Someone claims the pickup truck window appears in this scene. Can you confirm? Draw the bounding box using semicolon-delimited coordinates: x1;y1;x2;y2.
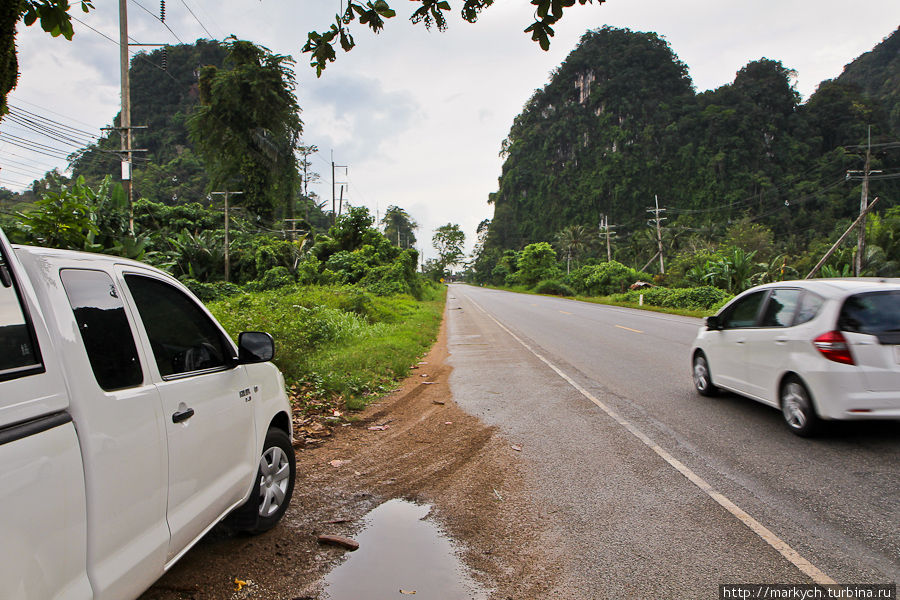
60;269;144;391
124;274;233;377
0;251;43;380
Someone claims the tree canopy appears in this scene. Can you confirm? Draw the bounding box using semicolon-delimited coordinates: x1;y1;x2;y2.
188;38;303;220
302;0;602;75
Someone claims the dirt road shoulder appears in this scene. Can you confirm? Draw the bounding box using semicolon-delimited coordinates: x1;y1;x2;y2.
143;313;558;600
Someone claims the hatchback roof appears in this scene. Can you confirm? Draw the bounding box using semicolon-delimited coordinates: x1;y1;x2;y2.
755;278;900;296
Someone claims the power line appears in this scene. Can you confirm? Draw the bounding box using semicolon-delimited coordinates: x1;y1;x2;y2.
70;15;179;83
179;0;214;38
129;0;185;44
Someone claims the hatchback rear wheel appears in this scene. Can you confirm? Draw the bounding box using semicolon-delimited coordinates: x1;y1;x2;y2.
780;376;820;437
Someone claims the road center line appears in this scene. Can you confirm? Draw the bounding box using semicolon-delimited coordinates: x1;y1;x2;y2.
465;295;835;586
559;310;574;315
615;324;643;333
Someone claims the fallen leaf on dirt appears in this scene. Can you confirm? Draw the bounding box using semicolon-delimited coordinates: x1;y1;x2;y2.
234;578;248;591
332;410;343;417
432;400;446;405
511;444;522;452
317;534;360;551
367;425;389;431
329;459;348;468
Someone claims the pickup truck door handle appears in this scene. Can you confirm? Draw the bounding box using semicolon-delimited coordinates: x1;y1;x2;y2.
172;407;195;423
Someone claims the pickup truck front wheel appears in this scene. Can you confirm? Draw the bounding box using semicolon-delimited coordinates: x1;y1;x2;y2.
230;427;296;533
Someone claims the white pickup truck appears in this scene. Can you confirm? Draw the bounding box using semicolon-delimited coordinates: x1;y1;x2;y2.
0;228;296;599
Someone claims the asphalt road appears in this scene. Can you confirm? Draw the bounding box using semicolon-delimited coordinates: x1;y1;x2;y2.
446;284;899;598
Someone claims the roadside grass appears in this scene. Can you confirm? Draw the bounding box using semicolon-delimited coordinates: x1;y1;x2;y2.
208;283;446;414
474;284;720;317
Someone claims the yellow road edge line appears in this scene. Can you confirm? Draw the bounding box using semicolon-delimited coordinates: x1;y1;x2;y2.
615;324;643;334
465;295;835;586
559;310;574;315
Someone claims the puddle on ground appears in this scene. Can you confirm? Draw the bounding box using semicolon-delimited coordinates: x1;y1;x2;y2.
320;499;488;600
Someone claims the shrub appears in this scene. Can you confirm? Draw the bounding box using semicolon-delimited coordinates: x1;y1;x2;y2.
516;242;561;286
180;278;244;302
565;261;653;296
610;285;731;310
245;266;294;291
533;280;575;297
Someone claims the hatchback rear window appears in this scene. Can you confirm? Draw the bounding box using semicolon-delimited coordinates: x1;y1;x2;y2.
838;291;900;339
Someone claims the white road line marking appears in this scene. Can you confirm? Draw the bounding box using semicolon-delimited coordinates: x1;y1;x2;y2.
615;324;643;334
465;295;835;585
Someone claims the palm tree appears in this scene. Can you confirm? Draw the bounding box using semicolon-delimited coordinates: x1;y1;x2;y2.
553;225;593;274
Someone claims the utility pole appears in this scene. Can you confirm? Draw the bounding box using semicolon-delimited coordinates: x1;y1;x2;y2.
211;191;243;282
331;152;348;226
846;126;882;276
118;0;133;234
806;197;880;279
647;195;666;274
599;214;616;262
116;1;158;235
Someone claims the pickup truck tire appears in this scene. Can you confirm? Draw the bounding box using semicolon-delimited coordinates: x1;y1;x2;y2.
229;427;296;533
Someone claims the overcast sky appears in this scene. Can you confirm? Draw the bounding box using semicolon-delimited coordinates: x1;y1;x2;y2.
4;1;899;260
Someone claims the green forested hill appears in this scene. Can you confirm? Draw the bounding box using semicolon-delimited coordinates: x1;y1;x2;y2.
834;26;900;137
479;26;899;277
70;40;228;205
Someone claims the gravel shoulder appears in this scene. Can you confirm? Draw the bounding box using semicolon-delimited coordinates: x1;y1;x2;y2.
141;315;556;600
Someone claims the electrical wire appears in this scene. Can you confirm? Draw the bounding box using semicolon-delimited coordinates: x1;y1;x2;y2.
179;0;214;38
129;0;185;44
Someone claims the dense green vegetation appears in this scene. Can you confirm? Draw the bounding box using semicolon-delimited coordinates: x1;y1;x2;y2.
210;283;445;411
471;26;900;298
0;37;447;414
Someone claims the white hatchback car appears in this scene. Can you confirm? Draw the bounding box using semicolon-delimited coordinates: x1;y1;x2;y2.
690;279;900;436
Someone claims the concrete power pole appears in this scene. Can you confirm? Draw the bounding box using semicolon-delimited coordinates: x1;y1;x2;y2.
211;191;243;282
331;154;348;227
850;127;878;276
647;195;667;274
118;0;133;234
599;214;616;262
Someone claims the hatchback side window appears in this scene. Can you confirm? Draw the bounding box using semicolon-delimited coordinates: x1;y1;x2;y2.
758;289;802;328
794;292;824;326
0;251;43;380
838;291;900;335
124;274;233;377
61;269;143;391
721;291;766;329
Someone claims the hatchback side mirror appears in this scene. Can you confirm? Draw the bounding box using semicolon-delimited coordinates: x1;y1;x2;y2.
706;315;722;330
238;331;275;363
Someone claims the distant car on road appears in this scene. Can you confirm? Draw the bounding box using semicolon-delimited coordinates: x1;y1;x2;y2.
690;279;900;436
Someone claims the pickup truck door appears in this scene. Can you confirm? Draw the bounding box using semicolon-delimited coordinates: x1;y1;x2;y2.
50;265;170;600
119;270;257;561
0;231;93;600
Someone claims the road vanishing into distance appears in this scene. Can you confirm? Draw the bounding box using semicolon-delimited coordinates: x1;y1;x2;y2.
446;284;899;598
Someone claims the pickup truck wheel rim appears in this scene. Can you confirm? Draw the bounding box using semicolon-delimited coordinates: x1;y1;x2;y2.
258;446;290;517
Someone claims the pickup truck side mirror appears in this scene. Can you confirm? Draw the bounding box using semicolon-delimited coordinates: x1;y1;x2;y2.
706;315;722;330
238;331;275;364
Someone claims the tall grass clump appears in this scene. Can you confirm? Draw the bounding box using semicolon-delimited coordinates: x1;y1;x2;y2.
209;283;445;410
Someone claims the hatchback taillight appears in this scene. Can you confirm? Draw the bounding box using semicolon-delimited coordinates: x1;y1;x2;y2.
813;331;855;365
